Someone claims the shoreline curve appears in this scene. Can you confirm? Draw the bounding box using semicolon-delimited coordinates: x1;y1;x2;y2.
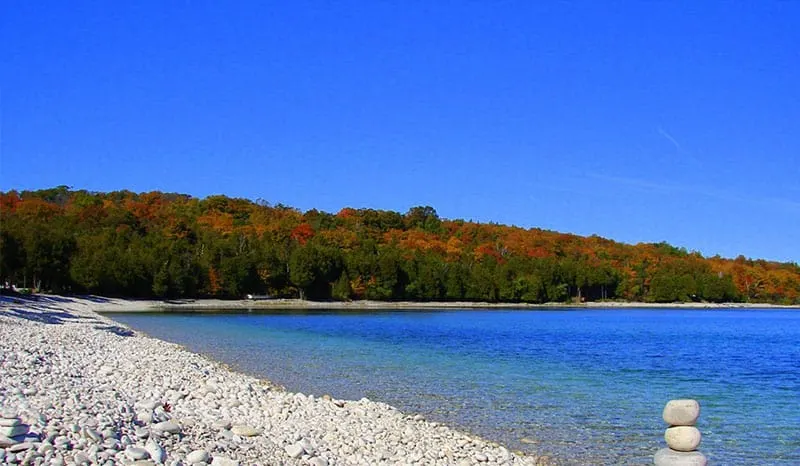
0;294;556;465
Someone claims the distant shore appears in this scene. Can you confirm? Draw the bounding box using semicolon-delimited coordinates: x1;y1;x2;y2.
33;295;799;312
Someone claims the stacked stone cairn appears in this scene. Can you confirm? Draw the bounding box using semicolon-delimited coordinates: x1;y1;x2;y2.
0;408;36;463
654;399;707;466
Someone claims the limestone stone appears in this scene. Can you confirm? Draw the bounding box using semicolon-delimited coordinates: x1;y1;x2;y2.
0;417;22;427
139;400;160;411
299;438;315;454
654;448;708;466
230;425;261;437
73;451;90;464
212;420;231;430
186;449;209;463
37;441;53;454
84;428;102;442
665;426;702;452
663;400;700;426
145;440;166;463
151;421;181;434
285;443;304;459
210;457;240;466
125;446;151;460
8;442;34;453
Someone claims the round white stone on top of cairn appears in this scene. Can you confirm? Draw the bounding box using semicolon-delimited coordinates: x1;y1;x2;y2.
663;399;700;427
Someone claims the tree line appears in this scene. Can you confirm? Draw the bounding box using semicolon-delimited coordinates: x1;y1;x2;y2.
1;187;798;304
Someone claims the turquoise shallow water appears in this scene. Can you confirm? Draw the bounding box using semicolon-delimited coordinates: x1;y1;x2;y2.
107;309;800;465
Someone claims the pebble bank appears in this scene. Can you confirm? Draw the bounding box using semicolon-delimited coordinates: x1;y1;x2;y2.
0;296;554;466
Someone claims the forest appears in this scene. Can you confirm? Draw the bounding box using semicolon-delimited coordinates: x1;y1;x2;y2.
1;187;798;304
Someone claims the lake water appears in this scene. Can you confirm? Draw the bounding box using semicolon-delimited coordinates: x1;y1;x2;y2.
107;309;800;465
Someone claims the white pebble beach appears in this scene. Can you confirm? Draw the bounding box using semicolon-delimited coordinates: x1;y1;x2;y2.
0;295;554;466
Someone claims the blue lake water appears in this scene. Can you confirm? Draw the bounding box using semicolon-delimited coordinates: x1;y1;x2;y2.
107;309;800;465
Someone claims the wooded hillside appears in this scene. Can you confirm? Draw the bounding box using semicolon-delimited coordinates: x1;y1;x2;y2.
1;187;798;304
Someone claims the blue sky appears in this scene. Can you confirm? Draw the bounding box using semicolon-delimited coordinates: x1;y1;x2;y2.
2;1;798;262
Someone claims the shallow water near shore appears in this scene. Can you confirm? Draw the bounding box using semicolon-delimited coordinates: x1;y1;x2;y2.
107;308;800;465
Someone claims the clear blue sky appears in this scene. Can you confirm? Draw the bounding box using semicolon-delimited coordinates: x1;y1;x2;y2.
2;1;798;262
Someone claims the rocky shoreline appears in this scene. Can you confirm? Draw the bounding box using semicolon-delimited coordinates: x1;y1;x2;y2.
0;296;553;466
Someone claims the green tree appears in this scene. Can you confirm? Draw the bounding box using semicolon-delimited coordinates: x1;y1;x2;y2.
332;273;352;301
404;206;442;233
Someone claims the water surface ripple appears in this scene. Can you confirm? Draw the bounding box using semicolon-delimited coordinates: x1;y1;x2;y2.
107;309;800;465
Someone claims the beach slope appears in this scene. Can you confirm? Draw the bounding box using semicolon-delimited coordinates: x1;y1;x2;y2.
0;295;550;465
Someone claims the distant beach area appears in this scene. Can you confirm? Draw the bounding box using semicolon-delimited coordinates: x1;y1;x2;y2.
66;296;800;312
